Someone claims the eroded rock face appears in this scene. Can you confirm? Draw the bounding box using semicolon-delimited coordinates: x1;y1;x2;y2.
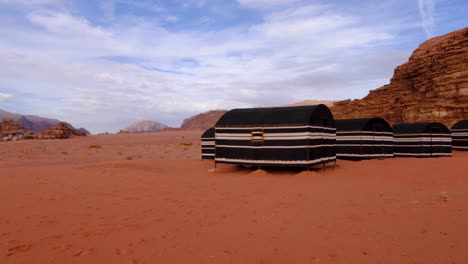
180;110;228;130
41;122;87;139
0;119;26;137
331;27;468;126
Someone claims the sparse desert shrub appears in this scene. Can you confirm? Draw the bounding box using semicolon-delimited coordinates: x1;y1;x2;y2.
125;156;133;160
178;142;192;147
61;151;69;155
88;144;102;149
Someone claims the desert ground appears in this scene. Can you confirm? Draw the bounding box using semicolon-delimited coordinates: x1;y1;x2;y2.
0;130;467;264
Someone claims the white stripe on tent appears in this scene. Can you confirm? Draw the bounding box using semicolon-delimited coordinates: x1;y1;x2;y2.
216;136;336;141
337;153;394;157
337;136;393;141
394;152;452;156
336;144;394;147
337;131;393;135
216;125;336;131
453;146;468;149
394;137;452;142
202;153;215;157
394;144;452;147
451;133;468;136
201;137;215;140
215;156;336;165
201;147;215;150
201;141;215;145
217;132;335;137
394;133;451;137
216;144;336;149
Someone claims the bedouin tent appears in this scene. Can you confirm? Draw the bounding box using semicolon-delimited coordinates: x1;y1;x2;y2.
335;118;393;160
393;122;452;157
451;119;468;151
201;127;215;159
214;104;336;168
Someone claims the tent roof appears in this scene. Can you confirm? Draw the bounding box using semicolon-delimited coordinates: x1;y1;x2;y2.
201;127;215;138
393;122;450;134
336;118;392;132
452;119;468;129
215;105;334;127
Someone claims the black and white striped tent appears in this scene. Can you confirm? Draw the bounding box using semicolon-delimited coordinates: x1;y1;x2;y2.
451;119;468;151
393;122;452;157
214;105;336;168
201;127;215;159
336;118;393;160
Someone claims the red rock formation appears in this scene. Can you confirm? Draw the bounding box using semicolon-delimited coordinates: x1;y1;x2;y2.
331;27;468;126
180;110;227;130
0;119;26;137
41;122;87;139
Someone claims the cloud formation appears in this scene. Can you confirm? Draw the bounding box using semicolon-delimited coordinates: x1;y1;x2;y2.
0;93;13;103
0;0;464;133
418;0;436;37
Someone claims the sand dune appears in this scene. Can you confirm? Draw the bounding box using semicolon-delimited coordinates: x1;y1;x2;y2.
1;130;467;263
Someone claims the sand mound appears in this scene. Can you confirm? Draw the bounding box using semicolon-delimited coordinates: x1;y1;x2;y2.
247;168;270;176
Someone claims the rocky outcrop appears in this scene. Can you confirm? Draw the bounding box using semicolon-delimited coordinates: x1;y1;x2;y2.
0;119;26;137
41;122;87;139
331;27;468;126
124;120;168;133
0;109;61;134
180;110;228;130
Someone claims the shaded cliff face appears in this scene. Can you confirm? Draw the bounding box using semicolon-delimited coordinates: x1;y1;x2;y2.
41;122;87;139
180;110;228;130
332;27;468;126
0;119;26;137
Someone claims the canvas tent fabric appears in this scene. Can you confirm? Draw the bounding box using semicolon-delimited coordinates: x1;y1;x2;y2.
393;122;452;157
335;118;393;159
451;119;468;151
214;105;336;168
201;127;215;159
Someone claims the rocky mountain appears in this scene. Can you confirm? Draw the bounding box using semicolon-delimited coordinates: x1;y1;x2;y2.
0;119;26;137
41;122;88;139
124;120;168;133
0;109;90;134
180;110;228;130
331;27;468;126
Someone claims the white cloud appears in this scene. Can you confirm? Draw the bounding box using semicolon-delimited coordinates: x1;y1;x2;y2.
0;2;415;133
0;92;13;103
418;0;436;37
237;0;300;9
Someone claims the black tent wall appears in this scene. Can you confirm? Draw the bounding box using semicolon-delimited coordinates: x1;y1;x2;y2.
393;122;452;157
451;119;468;151
335;118;393;160
201;127;215;159
214;105;336;168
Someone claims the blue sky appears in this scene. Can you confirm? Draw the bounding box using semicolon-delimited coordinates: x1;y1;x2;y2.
0;0;466;133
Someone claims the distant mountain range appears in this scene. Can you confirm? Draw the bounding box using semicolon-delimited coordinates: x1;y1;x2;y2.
0;109;90;135
124;120;168;133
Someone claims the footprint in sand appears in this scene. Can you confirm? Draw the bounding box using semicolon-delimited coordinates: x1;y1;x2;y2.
7;244;32;256
73;248;95;256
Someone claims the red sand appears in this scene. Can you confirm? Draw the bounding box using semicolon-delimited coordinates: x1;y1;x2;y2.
1;130;467;263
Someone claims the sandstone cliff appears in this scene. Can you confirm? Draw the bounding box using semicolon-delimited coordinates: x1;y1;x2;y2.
331;27;468;126
41;122;87;139
0;119;26;137
180;110;228;130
